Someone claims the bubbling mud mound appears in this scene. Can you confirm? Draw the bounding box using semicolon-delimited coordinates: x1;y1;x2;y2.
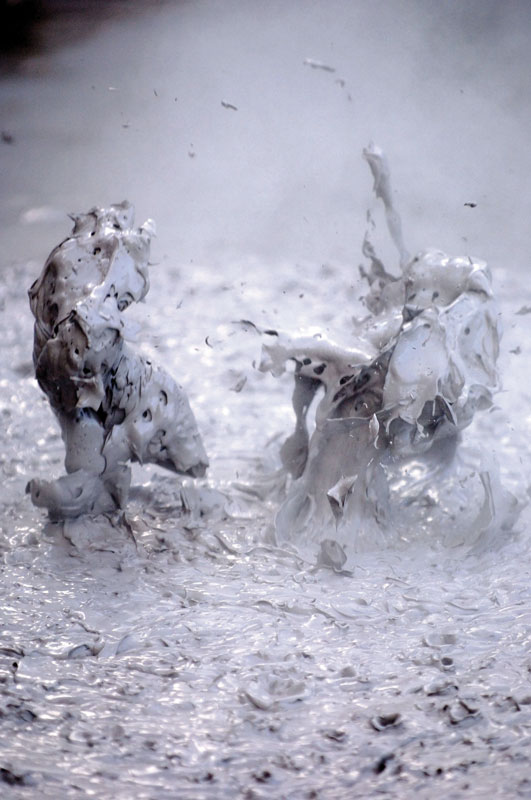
26;202;208;518
260;146;522;561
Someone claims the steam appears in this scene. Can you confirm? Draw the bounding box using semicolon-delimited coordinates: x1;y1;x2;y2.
26;202;208;518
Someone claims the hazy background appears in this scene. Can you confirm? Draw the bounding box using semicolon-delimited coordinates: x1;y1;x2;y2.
1;0;530;282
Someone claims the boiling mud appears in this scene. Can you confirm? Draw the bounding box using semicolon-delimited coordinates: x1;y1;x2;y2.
1;241;531;798
2;2;531;798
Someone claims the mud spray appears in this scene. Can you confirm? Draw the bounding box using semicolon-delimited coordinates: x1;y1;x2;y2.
27;202;207;518
259;145;523;567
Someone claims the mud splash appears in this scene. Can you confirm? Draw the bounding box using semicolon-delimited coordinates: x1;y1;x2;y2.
26;202;208;518
260;146;522;561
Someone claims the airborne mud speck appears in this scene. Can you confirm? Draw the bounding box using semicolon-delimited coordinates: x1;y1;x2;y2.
1;1;531;798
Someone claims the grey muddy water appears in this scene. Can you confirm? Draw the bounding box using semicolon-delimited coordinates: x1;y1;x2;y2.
1;1;531;798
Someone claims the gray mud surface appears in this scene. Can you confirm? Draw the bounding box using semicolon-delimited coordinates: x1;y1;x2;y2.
2;2;531;797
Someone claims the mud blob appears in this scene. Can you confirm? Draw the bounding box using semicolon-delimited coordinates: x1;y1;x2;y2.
27;202;208;518
261;146;520;554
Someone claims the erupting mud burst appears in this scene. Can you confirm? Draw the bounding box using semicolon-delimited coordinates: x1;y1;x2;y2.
260;145;523;560
26;202;208;519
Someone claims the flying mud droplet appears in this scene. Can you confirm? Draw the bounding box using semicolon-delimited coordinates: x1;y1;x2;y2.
303;58;336;73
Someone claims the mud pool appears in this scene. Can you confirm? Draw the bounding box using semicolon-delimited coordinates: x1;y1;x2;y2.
1;2;531;798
